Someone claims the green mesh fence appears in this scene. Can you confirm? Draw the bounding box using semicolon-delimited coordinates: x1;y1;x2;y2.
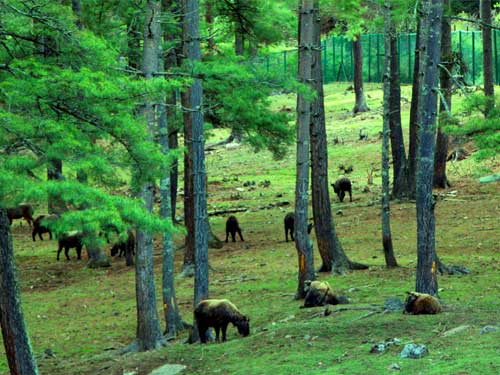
252;30;500;85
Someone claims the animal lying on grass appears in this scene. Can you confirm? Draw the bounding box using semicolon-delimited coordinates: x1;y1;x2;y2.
194;299;250;343
301;280;349;308
404;292;442;315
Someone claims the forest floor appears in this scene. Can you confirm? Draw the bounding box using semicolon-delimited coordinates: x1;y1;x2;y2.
2;83;499;375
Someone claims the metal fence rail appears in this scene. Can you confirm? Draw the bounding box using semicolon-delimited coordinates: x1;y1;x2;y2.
252;30;500;85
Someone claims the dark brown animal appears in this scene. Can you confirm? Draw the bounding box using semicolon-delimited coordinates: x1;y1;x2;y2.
331;177;352;202
404;292;442;315
57;232;84;261
225;216;244;243
7;203;34;226
32;214;57;241
302;280;346;308
194;299;250;343
110;229;135;258
284;213;313;242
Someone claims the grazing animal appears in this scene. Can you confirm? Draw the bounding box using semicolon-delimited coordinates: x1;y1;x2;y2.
57;232;84;261
7;203;34;226
331;177;352;202
32;214;57;241
302;280;344;308
225;215;244;243
404;292;442;315
194;299;250;343
110;229;135;258
284;213;313;242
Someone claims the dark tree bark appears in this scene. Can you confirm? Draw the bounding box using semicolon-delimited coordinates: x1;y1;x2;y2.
71;0;83;29
295;0;316;298
235;26;245;56
434;0;452;189
408;18;421;198
389;30;410;199
352;35;369;113
85;234;111;268
381;0;398;268
205;0;216;51
0;209;40;375
480;0;495;116
47;159;65;215
310;1;366;274
133;0;165;351
183;0;209;342
415;0;443;296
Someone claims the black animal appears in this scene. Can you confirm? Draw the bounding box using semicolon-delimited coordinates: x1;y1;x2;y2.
225;215;244;242
331;177;352;202
110;230;135;258
57;232;84;261
194;299;250;343
32;214;57;241
7;203;34;226
284;213;313;242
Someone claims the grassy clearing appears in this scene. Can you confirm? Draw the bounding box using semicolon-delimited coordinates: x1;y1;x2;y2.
2;83;499;375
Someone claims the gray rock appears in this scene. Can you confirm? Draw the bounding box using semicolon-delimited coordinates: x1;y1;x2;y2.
384;297;405;312
388;363;401;371
370;338;401;353
400;344;428;359
149;364;186;375
480;325;498;334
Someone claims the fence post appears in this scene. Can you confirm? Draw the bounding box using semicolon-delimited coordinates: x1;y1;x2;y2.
339;37;344;81
472;31;476;85
408;33;412;84
266;56;270;74
323;40;328;83
332;37;336;82
283;50;287;76
494;30;499;84
376;33;381;81
368;34;372;82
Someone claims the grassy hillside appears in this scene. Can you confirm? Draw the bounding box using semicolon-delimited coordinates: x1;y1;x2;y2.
2;83;499;375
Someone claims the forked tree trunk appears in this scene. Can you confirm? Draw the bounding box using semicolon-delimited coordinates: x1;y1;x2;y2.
184;0;209;342
415;0;443;296
381;0;398;268
352;35;369;113
295;0;316;298
0;209;40;375
434;0;452;189
133;0;165;351
480;0;495;116
408;18;421;198
389;30;410;199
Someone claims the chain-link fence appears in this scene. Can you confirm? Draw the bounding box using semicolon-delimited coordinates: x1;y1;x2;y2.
252;30;500;85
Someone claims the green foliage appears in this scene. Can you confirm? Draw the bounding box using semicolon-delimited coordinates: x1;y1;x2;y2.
446;93;500;159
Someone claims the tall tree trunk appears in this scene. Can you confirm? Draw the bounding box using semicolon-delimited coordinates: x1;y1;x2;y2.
408;18;421;198
381;0;398;268
134;0;165;351
295;0;316;299
480;0;495;116
415;0;443;296
235;27;245;56
71;0;82;29
205;0;216;51
47;159;65;215
352;35;369;113
183;0;209;342
0;209;40;375
389;30;410;199
85;234;111;268
434;0;452;189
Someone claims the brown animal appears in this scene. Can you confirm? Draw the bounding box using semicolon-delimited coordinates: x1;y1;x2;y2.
302;280;345;308
404;292;442;315
57;232;84;261
7;203;34;226
32;214;57;241
194;299;250;343
331;177;352;202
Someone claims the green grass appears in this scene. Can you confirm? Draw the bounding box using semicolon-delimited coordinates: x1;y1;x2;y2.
2;83;499;375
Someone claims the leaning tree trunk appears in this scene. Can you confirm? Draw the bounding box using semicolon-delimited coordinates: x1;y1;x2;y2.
295;0;316;299
352;35;369;113
184;0;209;342
389;30;410;199
310;0;366;274
381;0;399;268
434;0;452;189
480;0;495;116
408;18;421;198
415;0;443;296
133;0;165;351
0;209;40;375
